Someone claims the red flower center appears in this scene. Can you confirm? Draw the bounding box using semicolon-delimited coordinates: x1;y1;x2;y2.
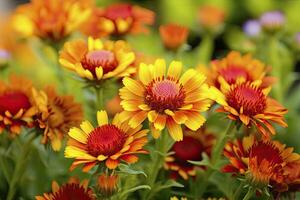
81;50;118;77
0;92;31;115
86;124;126;157
144;77;185;113
219;67;252;85
52;183;93;200
250;141;282;165
226;83;266;116
105;4;133;20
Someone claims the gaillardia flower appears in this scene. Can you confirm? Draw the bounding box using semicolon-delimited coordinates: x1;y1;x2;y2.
223;135;300;188
214;79;287;138
206;51;274;89
65;110;148;171
36;178;95;200
59;37;135;82
97;173;119;197
0;75;37;135
159;23;189;50
119;59;214;141
12;0;91;41
164;128;215;180
32;86;83;151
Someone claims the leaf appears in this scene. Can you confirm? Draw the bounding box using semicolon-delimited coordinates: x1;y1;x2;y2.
188;152;211;167
120;185;151;198
155;180;184;191
118;164;147;177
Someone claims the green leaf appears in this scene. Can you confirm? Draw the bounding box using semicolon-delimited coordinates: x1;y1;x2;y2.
118;164;147;177
188;152;211;167
120;185;151;198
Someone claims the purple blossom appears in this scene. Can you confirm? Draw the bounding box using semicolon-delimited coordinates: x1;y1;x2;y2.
260;11;285;30
243;20;261;37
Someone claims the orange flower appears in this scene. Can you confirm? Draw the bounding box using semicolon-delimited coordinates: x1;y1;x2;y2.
119;59;215;141
97;173;119;197
214;79;287;138
32;86;83;151
81;3;155;37
59;37;135;82
36;178;95;200
0;75;37;135
105;95;123;117
64;110;148;171
223;135;300;188
12;0;92;41
164;128;215;180
197;5;225;29
159;24;189;50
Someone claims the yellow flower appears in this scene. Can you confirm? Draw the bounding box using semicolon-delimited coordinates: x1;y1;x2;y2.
65;110;148;172
119;59;216;141
59;37;135;82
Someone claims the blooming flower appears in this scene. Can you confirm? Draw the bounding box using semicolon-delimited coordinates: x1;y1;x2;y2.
59;37;135;82
0;75;37;135
197;5;225;31
12;0;91;41
214;79;287;138
164;128;215;180
119;59;215;141
65;110;148;171
159;23;189;50
243;20;261;37
32;86;83;151
260;11;285;32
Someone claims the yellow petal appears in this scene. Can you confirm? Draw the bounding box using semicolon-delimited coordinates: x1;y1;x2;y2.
139;63;152;85
166;119;183;141
68;127;88;144
96;67;103;80
154;59;166;78
148;110;158;122
129;111;148;128
123;77;144;97
185;112;206;131
154;114;166;131
97;110;108;126
168;61;182;79
80;120;94;134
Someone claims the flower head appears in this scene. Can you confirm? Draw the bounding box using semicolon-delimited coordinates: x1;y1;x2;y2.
243;20;261;37
32;86;83;151
12;0;91;41
0;75;37;135
81;3;154;37
59;37;135;82
214;79;287;138
164;128;215;180
197;5;225;31
119;59;215;141
260;11;285;32
65;110;148;171
97;173;119;197
159;23;189;50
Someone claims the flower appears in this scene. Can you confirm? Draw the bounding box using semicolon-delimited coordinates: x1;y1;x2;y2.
214;79;287;138
12;0;91;41
97;173;119;197
0;75;37;135
170;197;187;200
119;59;215;141
164;127;215;180
81;3;155;37
159;23;189;50
65;110;148;171
205;51;274;89
59;37;135;82
197;5;225;31
35;178;95;200
32;86;83;151
105;95;123;117
243;20;261;37
260;11;285;32
223;135;300;188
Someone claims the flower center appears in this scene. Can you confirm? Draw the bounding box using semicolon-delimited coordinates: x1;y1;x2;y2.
81;50;118;77
86;124;126;157
0;92;31;115
226;83;266;116
219;67;252;84
52;183;93;200
48;104;65;128
144;77;185;113
105;4;133;20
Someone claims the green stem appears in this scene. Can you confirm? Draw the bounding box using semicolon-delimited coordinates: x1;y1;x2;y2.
198;34;214;65
242;187;254;200
94;87;104;110
233;183;243;200
6;133;36;200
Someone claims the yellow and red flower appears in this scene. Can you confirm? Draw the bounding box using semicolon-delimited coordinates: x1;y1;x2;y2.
36;178;95;200
0;75;37;135
97;173;119;197
164;128;215;180
32;86;83;151
81;3;154;37
159;23;189;50
12;0;92;41
59;37;135;81
64;110;148;172
214;79;287;138
119;59;215;141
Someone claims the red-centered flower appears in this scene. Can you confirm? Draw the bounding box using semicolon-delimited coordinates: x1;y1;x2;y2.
213;79;287;138
164;128;215;180
159;24;189;50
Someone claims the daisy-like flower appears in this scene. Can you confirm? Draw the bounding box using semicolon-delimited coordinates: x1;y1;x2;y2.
243;20;261;37
205;51;274;89
65;110;148;171
164;128;215;180
159;23;189;51
81;3;154;37
0;75;37;135
32;86;83;151
35;178;95;200
12;0;91;41
59;37;135;82
222;135;300;188
214;79;287;138
119;59;215;141
97;173;119;197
